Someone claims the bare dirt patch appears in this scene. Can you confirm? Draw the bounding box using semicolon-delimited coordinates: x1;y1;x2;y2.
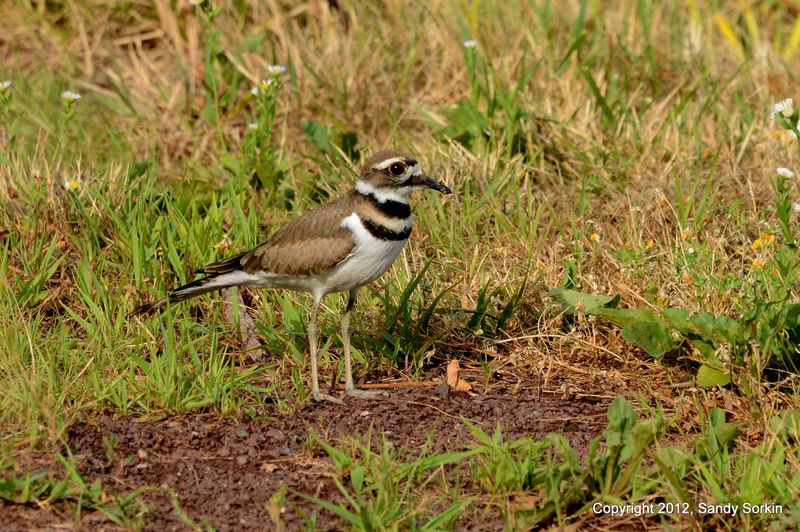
2;389;610;530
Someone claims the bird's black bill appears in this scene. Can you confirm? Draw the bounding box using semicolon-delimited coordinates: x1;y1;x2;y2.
423;176;452;194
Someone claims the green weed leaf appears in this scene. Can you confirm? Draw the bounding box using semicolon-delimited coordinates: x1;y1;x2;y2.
621;320;677;359
697;364;730;387
302;120;331;154
547;288;618;314
605;396;636;451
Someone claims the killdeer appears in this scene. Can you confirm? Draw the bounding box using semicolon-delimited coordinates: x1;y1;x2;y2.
132;150;452;403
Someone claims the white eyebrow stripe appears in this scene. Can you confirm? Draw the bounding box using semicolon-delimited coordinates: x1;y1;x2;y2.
374;157;406;170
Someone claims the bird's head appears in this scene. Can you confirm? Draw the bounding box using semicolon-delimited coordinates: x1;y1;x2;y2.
357;150;452;200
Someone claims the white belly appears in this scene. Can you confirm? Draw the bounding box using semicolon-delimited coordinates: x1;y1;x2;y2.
322;212;408;293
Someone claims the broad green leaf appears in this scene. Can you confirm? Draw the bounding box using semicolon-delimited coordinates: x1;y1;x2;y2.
301;120;331;154
709;408;739;447
621;320;676;359
662;308;693;333
654;445;689;472
595;307;657;328
697;364;730;387
688;337;716;358
689;313;737;344
605;396;636;448
547;288;618;314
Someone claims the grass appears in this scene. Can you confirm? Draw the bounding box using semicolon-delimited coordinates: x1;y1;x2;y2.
0;448;150;527
1;0;800;528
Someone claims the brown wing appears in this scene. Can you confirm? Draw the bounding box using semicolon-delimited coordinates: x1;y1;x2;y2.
201;195;356;278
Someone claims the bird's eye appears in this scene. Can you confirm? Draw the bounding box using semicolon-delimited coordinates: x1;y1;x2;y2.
388;162;406;176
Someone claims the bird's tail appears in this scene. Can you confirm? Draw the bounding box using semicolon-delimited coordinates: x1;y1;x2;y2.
130;269;250;317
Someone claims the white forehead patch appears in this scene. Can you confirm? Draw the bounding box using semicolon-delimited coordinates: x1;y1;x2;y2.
374;157;406;170
409;163;421;176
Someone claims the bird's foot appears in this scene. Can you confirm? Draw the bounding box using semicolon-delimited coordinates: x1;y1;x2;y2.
312;393;347;405
344;387;389;399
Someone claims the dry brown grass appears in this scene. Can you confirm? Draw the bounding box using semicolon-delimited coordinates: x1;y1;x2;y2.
1;0;798;450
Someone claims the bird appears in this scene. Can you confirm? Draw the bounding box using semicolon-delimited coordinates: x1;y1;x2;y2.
131;150;452;403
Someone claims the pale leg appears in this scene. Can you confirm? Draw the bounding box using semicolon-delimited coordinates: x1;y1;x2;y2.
342;288;385;399
309;293;344;404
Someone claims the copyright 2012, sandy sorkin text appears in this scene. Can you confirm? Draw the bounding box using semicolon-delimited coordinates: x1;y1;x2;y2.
592;501;783;518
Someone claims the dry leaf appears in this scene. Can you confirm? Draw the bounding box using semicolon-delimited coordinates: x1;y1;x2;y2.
455;378;472;392
446;360;460;388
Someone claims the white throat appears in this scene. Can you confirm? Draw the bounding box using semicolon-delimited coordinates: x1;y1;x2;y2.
355;180;413;204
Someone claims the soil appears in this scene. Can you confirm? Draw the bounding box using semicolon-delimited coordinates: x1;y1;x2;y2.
1;388;613;531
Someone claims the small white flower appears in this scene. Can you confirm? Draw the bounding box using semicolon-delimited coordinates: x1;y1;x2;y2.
189;0;201;5
251;79;273;96
247;122;258;130
687;247;695;254
267;65;286;76
61;90;81;101
63;179;80;191
1;80;10;89
463;40;478;48
777;167;795;178
772;98;794;118
794;202;800;213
